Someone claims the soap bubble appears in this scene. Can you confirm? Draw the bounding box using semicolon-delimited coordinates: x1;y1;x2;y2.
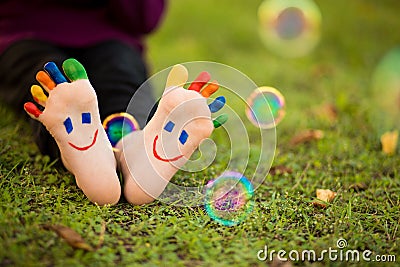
275;7;306;40
246;86;285;129
258;0;321;57
371;46;400;131
204;172;254;226
103;113;139;149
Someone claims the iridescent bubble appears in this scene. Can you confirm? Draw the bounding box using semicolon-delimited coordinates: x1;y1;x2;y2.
276;7;306;40
103;112;140;149
246;86;285;129
258;0;321;57
371;46;400;131
204;171;254;226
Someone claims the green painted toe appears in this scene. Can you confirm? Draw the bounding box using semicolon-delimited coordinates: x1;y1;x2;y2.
62;58;88;81
213;114;228;128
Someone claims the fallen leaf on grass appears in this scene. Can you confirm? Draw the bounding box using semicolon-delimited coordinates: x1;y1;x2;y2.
289;130;324;146
380;130;398;155
43;224;94;251
312;189;337;208
317;189;337;202
269;165;293;176
349;182;368;192
312;103;338;123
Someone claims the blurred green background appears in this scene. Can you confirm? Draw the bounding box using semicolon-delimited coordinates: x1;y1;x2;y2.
147;0;400;135
0;0;399;266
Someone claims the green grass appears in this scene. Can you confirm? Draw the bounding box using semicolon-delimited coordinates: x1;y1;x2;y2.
1;0;400;266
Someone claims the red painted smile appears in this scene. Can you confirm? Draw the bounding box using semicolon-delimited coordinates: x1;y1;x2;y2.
68;129;99;151
153;135;184;162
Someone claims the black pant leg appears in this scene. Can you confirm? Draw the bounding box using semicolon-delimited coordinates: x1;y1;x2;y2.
75;40;155;128
0;40;68;159
0;40;68;110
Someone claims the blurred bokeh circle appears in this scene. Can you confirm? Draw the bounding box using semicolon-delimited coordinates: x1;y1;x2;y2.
258;0;322;57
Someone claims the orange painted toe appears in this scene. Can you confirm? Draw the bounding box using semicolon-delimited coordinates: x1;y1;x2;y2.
36;71;56;91
201;81;219;97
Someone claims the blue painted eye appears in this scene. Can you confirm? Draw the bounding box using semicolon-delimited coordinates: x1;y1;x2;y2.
64;117;73;134
179;130;188;145
82;112;91;124
164;121;175;132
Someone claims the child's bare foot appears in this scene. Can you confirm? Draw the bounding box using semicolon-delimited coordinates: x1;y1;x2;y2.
117;64;227;204
24;59;120;205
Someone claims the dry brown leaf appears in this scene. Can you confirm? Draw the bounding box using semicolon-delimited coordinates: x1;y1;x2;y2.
380;130;398;155
313;103;338;123
312;189;337;208
289;129;324;146
44;224;94;251
316;189;337;202
349;182;368;192
269;165;293;176
312;201;327;208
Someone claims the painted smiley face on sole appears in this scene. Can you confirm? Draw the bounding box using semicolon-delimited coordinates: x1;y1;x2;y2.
116;64;228;205
63;112;99;151
24;59;121;205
